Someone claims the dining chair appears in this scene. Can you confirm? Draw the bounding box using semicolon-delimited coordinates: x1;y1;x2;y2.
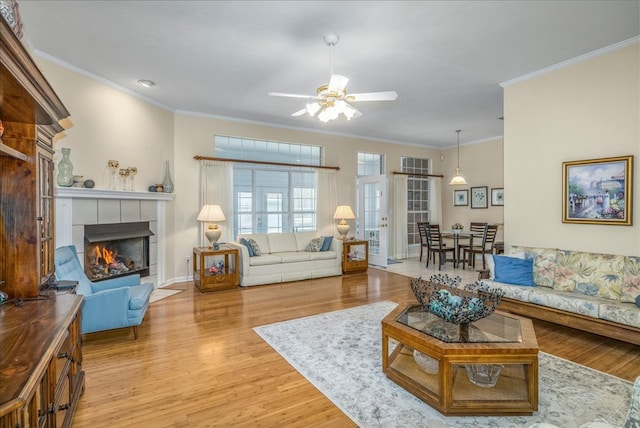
417;222;430;262
462;224;499;270
425;224;456;270
457;222;487;263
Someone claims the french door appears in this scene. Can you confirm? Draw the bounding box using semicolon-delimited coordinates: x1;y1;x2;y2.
356;175;388;267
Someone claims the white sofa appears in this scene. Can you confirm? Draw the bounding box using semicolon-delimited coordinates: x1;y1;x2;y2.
479;246;640;345
228;232;342;287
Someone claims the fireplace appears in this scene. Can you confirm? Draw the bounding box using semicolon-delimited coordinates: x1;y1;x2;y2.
84;222;153;282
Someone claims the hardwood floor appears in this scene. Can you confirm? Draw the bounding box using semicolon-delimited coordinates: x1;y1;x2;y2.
72;268;640;427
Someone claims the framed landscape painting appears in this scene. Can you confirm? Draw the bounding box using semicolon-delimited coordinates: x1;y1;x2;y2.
453;189;468;206
562;155;633;225
470;186;488;209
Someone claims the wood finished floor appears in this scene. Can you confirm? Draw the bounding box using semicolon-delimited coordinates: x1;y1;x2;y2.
73;264;640;427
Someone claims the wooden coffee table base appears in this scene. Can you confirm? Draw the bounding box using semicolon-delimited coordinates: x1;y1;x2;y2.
382;305;539;416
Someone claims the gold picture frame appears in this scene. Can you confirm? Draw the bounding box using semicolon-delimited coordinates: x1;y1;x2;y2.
562;155;633;225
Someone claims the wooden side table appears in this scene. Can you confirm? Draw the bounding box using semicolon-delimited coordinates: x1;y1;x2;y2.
342;239;369;274
193;245;239;292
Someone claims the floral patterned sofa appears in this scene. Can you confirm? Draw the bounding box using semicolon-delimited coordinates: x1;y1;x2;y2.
479;246;640;345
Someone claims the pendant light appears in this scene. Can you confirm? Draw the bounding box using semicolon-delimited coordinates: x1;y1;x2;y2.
449;129;468;186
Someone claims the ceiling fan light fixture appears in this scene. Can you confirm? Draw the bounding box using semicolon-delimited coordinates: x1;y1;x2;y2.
449;130;468;186
306;102;320;116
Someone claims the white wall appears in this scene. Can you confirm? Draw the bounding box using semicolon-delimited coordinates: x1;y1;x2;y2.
503;44;639;256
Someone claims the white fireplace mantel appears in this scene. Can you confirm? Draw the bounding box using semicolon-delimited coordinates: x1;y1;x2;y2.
55;187;174;287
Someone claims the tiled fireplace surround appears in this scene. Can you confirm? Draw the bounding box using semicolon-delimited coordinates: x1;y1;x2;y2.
55;188;174;287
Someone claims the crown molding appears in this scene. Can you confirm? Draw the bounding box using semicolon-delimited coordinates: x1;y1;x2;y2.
500;36;640;88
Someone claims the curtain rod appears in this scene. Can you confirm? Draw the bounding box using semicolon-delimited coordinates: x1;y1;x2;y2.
194;155;340;170
392;171;444;178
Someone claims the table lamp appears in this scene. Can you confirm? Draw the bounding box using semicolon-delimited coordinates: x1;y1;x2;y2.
333;205;355;239
197;204;226;248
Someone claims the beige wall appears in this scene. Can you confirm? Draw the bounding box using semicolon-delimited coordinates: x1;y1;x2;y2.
440;138;504;241
503;44;639;256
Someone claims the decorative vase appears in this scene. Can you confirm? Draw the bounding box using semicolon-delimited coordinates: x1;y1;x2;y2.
57;147;74;187
162;160;174;193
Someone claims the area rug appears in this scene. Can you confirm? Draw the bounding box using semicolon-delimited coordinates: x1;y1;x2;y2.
149;288;183;304
254;301;632;428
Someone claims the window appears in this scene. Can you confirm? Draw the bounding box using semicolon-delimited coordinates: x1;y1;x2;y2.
402;157;431;245
215;135;321;237
358;152;384;176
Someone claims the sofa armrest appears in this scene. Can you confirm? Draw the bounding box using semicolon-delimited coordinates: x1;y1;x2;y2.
477;269;490;280
91;274;142;292
228;241;250;275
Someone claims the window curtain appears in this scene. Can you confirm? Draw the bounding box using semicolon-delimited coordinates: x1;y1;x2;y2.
316;169;338;236
429;177;443;226
199;160;234;245
392;174;409;259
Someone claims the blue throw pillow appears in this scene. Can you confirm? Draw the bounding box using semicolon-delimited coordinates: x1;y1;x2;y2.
321;236;333;251
636;295;640;308
493;255;535;286
240;238;255;257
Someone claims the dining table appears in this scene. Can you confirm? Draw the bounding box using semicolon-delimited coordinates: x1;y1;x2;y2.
441;230;480;268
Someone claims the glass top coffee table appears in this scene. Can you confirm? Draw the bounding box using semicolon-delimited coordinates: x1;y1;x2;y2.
382;304;539;416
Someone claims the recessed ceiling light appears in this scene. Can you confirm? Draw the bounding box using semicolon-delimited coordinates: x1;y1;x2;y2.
137;79;155;88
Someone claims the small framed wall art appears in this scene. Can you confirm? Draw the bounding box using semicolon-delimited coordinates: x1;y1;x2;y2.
491;188;504;206
470;186;488;209
562;155;633;225
453;189;468;206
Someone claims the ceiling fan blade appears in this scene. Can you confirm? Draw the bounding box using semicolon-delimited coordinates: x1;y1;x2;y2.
328;74;349;93
269;92;318;99
347;91;398;102
291;108;308;117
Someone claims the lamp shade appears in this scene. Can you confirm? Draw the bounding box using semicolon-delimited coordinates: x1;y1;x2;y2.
197;205;226;223
333;205;355;220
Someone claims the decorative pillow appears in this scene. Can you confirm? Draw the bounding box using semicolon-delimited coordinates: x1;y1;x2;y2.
485;251;526;280
511;246;557;287
246;238;262;256
622;256;640;303
636;295;640;309
493;256;535;286
320;236;333;252
305;237;325;252
240;238;254;257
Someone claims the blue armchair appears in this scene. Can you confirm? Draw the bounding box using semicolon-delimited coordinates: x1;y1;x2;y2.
54;245;154;338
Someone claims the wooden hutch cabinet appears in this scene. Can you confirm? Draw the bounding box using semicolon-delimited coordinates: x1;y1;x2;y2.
0;13;84;428
0;15;69;299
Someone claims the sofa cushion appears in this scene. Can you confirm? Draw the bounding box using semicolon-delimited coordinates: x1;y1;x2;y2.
238;234;270;254
248;254;282;266
295;231;319;251
511;246;557;288
240;238;255;257
599;302;640;329
268;233;297;253
321;236;333;251
485;252;526;280
494;256;535;286
247;238;262;256
621;256;640;303
528;287;601;318
309;250;337;261
480;279;534;302
279;252;312;263
305;237;325;252
553;250;625;300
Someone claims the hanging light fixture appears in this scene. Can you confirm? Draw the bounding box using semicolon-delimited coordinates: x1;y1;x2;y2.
449;129;468;186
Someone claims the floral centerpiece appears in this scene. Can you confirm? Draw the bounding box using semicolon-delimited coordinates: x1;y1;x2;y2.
452;223;464;230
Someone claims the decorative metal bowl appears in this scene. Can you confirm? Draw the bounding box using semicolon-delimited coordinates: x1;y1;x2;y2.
410;274;505;325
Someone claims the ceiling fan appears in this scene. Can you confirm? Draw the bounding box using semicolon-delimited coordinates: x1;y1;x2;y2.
268;34;398;123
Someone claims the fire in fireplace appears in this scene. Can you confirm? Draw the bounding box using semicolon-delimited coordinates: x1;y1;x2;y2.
84;222;153;282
